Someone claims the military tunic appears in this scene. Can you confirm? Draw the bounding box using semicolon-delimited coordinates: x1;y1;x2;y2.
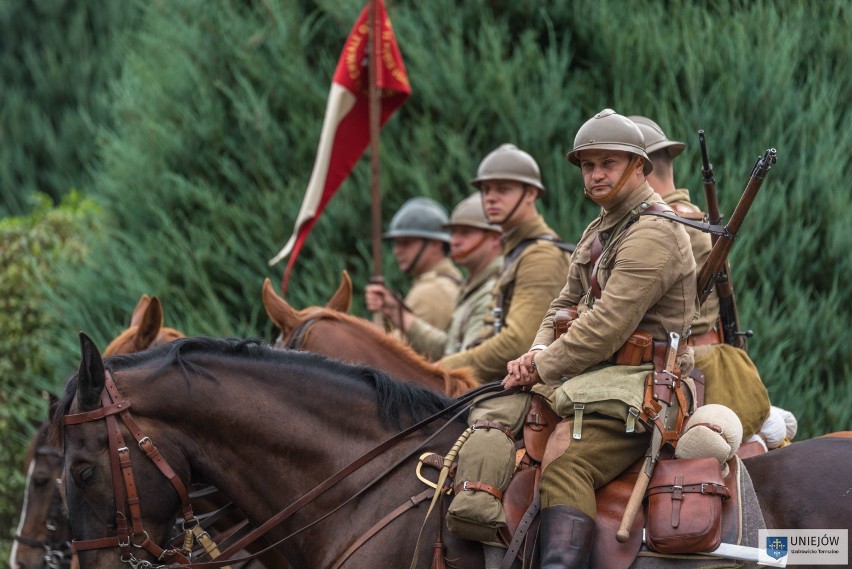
406;256;503;360
404;256;462;332
531;182;696;517
440;216;571;382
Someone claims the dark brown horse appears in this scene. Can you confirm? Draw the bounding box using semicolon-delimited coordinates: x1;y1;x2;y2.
53;336;851;569
103;294;185;356
10;421;76;569
262;275;479;396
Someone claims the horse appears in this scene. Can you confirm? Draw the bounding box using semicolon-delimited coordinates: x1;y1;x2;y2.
262;274;479;397
53;335;852;569
103;294;185;355
10;420;76;569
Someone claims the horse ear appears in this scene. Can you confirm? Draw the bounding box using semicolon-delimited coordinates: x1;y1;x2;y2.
135;296;164;350
327;270;352;313
77;332;106;409
262;277;301;332
130;294;152;327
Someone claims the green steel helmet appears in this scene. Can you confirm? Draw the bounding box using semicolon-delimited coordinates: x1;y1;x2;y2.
628;115;685;158
443;193;502;233
383;197;451;242
566;108;653;175
470;143;545;193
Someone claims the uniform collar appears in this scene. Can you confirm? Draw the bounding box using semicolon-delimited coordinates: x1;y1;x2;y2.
501;215;555;255
664;188;694;206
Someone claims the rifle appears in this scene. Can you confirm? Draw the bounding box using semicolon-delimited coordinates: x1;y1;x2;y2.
696;140;777;349
617;332;682;543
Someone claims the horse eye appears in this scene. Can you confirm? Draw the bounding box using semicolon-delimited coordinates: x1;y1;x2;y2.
73;465;95;487
33;476;50;488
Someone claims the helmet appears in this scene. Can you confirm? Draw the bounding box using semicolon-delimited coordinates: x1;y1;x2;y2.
443;193;502;233
383;197;450;242
566;109;653;175
470;144;545;193
628;115;685;157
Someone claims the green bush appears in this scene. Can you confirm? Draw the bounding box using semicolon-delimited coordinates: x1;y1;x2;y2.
0;192;101;555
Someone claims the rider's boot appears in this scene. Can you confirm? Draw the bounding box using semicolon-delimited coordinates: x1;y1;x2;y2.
538;505;595;569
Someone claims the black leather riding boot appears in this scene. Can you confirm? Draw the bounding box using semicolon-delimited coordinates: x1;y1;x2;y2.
538;505;595;569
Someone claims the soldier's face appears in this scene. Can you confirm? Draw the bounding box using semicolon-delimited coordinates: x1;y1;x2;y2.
391;237;425;272
479;181;534;226
577;149;643;209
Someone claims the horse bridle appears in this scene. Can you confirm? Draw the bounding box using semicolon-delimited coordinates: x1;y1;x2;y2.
279;308;326;350
14;446;74;569
62;370;200;568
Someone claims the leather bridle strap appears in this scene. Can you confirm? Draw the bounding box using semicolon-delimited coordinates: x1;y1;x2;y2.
63;371;192;564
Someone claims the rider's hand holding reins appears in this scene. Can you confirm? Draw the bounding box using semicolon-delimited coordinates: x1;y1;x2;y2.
502;349;542;389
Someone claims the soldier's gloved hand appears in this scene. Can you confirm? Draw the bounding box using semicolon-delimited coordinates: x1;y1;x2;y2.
365;283;399;317
502;349;542;389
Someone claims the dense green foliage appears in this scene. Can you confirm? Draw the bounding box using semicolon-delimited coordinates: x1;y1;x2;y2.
0;193;100;551
1;0;849;554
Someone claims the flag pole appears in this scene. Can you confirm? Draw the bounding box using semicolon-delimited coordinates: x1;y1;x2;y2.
368;0;382;282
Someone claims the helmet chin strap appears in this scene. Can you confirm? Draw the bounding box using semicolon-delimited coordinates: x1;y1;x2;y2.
482;185;531;226
583;155;641;203
451;231;490;262
402;239;429;274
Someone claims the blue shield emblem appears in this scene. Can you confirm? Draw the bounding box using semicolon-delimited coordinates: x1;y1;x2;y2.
766;536;788;560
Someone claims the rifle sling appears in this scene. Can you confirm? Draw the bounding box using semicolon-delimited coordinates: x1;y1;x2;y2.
641;211;732;239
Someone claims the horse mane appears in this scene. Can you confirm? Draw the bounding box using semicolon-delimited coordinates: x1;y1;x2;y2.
307;309;479;392
51;337;453;441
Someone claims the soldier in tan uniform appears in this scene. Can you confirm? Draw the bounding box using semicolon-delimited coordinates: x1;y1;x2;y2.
439;144;572;382
630;115;770;438
448;110;697;569
370;193;503;360
365;197;462;339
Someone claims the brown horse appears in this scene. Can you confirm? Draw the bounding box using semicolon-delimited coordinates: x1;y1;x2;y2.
103;294;184;355
262;274;478;397
53;335;851;569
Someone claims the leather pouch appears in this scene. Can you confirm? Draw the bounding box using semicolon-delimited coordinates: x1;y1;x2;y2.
645;457;730;553
614;330;653;366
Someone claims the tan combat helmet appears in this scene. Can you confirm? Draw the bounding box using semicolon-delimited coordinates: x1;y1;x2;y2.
628;115;685;158
443;193;502;233
383;197;451;242
566;109;653;175
470;143;545;194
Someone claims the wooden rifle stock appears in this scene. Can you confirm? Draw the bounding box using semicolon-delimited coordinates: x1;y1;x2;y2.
697;148;777;303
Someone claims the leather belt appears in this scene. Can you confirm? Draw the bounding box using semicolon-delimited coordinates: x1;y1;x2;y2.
687;327;722;347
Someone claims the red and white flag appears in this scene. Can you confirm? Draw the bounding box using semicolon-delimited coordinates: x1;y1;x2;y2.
269;0;410;293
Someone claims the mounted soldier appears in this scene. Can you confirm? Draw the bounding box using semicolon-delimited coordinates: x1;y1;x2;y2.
629;115;771;440
365;197;462;345
370;192;504;360
440;144;572;383
446;109;697;568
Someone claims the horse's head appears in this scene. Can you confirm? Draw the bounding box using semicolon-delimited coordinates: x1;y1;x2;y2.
10;423;70;569
103;294;185;356
262;271;352;347
57;333;189;569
